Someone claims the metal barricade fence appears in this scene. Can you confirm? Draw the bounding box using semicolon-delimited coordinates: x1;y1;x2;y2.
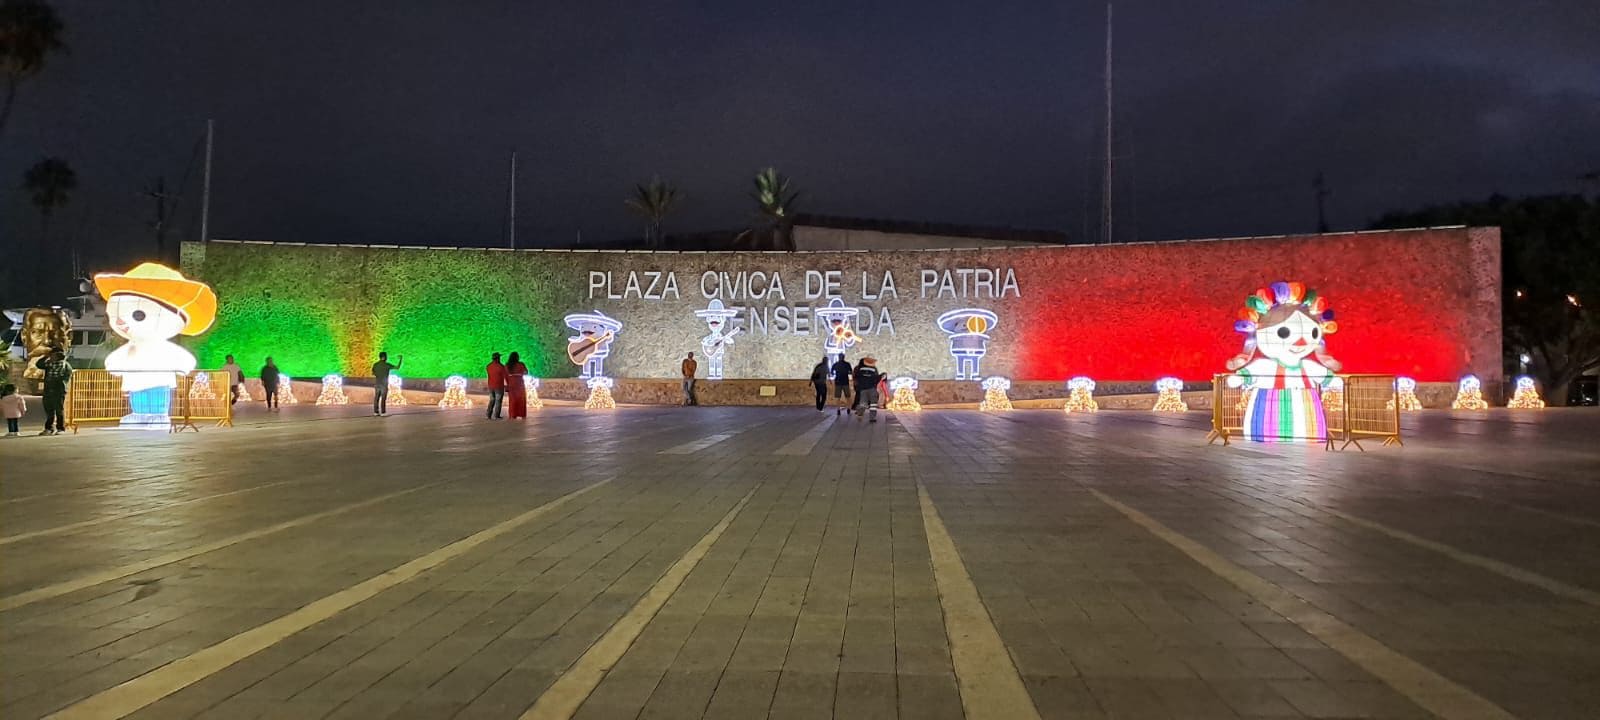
67;369;233;432
1208;373;1400;451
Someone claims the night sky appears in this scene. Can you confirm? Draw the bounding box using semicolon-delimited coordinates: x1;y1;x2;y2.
2;0;1597;301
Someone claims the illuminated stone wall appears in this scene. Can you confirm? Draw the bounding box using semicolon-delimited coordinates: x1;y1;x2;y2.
180;226;1500;383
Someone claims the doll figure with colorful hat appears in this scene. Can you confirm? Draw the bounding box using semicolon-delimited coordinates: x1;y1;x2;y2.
94;263;218;428
1225;281;1341;441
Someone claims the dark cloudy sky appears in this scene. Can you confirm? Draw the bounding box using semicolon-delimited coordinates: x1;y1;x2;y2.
2;0;1597;296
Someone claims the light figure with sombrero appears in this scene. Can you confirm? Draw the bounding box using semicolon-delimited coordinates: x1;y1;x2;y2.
815;298;861;365
937;308;998;381
565;311;622;379
695;299;740;380
94;262;218;428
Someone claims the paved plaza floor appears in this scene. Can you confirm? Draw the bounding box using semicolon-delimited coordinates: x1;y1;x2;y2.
2;403;1599;719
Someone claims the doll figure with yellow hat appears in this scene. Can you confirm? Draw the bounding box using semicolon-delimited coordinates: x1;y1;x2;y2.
94;263;218;427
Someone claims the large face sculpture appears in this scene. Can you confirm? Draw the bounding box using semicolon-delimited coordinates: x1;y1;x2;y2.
107;294;186;343
22;308;70;357
1253;309;1323;367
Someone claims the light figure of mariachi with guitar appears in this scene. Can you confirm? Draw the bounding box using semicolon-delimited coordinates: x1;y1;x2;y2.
565;311;623;378
695;299;741;380
815;297;862;364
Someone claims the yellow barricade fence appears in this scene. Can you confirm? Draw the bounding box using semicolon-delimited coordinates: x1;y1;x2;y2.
67;369;233;432
1207;373;1400;451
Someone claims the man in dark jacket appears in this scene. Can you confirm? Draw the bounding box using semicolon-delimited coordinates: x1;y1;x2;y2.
830;357;853;416
35;347;71;435
260;357;281;411
810;357;830;411
852;358;883;423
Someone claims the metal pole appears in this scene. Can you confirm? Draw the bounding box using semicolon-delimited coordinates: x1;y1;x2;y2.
1101;3;1114;245
507;148;518;249
199;119;214;243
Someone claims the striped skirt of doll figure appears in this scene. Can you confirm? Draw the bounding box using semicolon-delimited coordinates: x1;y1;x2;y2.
1242;387;1327;442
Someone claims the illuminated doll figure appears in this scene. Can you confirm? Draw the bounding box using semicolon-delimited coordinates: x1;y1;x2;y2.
565;311;623;379
815;298;861;364
1226;281;1340;441
937;309;998;381
439;375;473;409
386;374;408;406
276;375;299;405
886;376;922;412
1388;377;1423;411
1063;376;1098;413
187;372;217;400
94;263;218;428
1450;375;1488;410
1321;376;1345;414
315;374;349;405
524;375;544;410
979;376;1013;412
695;299;741;380
1152;377;1189;413
1507;376;1545;409
585;376;616;410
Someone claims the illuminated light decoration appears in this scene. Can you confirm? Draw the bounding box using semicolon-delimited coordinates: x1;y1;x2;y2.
95;262;218;428
815;298;862;364
584;376;616;410
978;376;1013;412
315;374;350;405
386;374;408;406
1450;375;1489;410
524;375;544;410
276;375;299;405
1063;376;1098;413
1225;281;1341;442
886;376;922;412
1151;377;1189;413
1388;376;1423;411
936;308;999;381
565;311;623;379
1507;376;1545;409
695;299;741;380
187;372;217;400
1320;376;1345;414
438;375;474;409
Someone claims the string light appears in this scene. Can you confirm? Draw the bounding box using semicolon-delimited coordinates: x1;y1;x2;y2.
1320;376;1345;414
187;373;217;400
979;376;1013;412
387;374;408;406
1507;376;1545;409
276;375;299;405
1450;375;1489;410
585;376;616;410
1388;377;1423;411
1063;376;1098;413
315;374;349;405
886;376;922;411
1152;376;1188;412
525;376;544;410
439;375;474;409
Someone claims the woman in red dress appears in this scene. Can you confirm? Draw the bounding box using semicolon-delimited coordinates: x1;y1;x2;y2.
505;352;528;419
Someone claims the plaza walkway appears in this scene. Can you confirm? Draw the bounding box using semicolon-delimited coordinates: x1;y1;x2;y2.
2;404;1599;719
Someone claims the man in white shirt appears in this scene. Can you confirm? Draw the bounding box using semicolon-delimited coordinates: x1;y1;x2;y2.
222;354;245;405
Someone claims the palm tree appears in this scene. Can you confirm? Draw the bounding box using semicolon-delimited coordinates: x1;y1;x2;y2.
23;155;74;297
624;176;680;249
742;167;800;250
0;0;66;139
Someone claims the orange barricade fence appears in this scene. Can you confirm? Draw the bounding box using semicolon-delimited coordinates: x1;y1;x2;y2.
67;369;233;432
1207;373;1400;451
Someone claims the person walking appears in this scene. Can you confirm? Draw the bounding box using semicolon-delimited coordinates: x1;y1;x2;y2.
852;357;883;423
485;352;507;419
371;351;403;416
35;346;71;435
681;352;698;406
1;384;24;436
221;354;244;404
830;355;853;416
260;357;281;411
810;356;830;411
505;352;528;419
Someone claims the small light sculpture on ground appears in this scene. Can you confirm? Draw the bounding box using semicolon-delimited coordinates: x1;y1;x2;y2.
315;374;349;405
979;376;1013;412
525;376;544;410
439;375;473;409
1388;377;1423;411
1321;376;1345;414
1451;375;1489;410
585;376;616;410
1152;377;1188;412
886;376;921;412
387;374;407;406
1507;376;1545;409
1063;376;1098;413
276;375;298;405
188;372;217;400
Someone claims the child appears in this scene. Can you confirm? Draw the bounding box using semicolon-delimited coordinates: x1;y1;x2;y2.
1;384;24;436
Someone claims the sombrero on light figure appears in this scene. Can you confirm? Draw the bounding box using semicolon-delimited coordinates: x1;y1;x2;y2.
694;299;739;319
94;262;218;336
563;311;623;332
815;297;859;321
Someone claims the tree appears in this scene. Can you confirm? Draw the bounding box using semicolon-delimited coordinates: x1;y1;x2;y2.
624;176;680;249
738;167;801;250
23;155;74;298
1369;194;1600;405
0;0;66;139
